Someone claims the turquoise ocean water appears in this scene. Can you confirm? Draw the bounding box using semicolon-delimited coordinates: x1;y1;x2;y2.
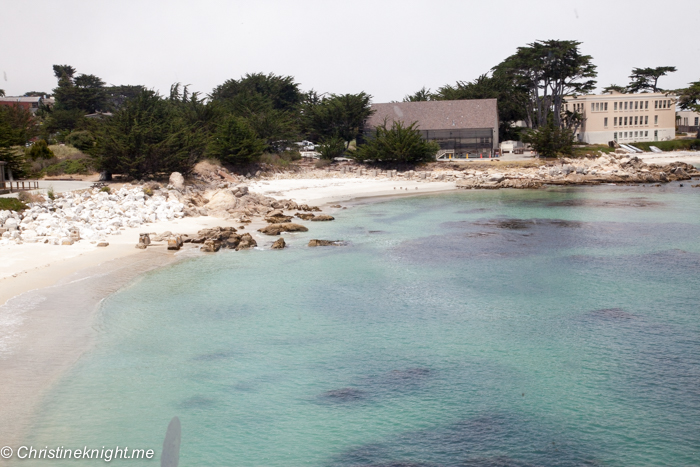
22;185;700;466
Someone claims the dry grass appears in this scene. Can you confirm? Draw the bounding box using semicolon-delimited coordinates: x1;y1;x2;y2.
48;144;84;160
17;191;46;203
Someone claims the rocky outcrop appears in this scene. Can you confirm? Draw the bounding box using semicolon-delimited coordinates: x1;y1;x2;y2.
235;233;257;250
136;232;151;249
455;156;700;190
167;235;183;250
258;223;309;236
311;215;335;221
308;239;343;247
295;212;315;220
271;237;286;249
200;239;221;253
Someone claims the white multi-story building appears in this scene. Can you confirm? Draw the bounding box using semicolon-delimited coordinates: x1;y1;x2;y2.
564;91;676;144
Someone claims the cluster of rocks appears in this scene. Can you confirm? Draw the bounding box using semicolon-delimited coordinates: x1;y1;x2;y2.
0;185;186;246
456;155;699;190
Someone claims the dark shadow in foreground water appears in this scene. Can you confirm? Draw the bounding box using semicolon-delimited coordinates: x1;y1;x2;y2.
328;412;599;467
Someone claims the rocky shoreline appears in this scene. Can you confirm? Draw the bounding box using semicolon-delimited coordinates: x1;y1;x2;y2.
455;155;699;189
1;155;698;249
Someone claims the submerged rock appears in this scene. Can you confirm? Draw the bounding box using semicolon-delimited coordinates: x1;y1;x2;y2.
308;239;343;247
258;223;308;236
271;237;286;249
311;215;335;222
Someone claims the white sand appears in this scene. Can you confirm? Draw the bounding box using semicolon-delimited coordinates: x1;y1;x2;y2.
249;177;457;204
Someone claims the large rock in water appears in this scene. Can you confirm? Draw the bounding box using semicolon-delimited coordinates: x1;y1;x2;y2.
311;215;335;221
200;239;221;252
295;212;315;220
258;223;308;236
271;237;286;249
169;172;185;190
235;233;257;250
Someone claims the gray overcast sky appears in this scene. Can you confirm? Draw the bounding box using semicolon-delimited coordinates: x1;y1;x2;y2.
2;0;699;102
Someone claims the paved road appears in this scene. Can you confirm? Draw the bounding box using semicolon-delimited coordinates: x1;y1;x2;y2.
0;180;93;198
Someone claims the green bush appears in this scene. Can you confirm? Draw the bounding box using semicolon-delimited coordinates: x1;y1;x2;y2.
522;114;575;158
633;139;700;152
0;198;27;211
207;115;266;165
43;159;91;176
26;140;54;161
317;135;346;160
353;120;440;163
66;130;96;152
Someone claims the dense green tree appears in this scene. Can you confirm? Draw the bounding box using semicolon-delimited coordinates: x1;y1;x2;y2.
23;91;48;97
353;120;439;163
105;85;145;110
627;66;676;93
403;87;433;102
207;115;266;165
436;73;529;141
0;104;36;178
493;40;597;129
305;92;373;145
521;113;574;158
210;73;303;113
66;130;96;152
0;89;5;97
677;80;700;137
96;89;207;178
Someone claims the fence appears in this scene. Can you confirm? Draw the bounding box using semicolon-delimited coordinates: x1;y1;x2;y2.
0;180;40;193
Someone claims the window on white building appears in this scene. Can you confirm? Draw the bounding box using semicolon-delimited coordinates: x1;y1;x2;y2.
645;101;648;109
614;117;617;126
645;131;648;137
614;132;618;141
654;115;658;125
625;102;628;110
635;116;638;125
604;118;608;127
695;117;699;126
645;116;648;125
614;102;618;111
635;101;638;110
604;103;608;111
654;100;658;109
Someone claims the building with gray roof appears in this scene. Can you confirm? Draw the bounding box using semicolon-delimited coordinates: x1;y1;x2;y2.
364;99;499;159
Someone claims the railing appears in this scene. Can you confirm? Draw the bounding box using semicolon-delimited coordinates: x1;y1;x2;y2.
0;180;40;192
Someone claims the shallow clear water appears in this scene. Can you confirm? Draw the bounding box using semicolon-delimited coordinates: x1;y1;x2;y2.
24;185;700;466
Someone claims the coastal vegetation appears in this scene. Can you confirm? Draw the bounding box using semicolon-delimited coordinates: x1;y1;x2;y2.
1;42;697;178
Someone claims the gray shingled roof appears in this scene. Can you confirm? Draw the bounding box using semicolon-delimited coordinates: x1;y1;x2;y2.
366;99;498;131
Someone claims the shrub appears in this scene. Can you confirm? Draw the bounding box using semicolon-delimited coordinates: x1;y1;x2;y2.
66;130;96;152
0;198;27;211
26;140;54;161
522;114;575;158
100;186;111;193
353;120;440;163
260;153;290;167
317;135;346;160
46;185;55;200
17;191;45;204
